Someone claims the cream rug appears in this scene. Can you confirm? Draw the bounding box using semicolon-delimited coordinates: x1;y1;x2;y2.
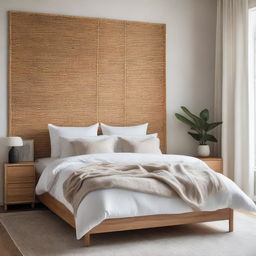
0;210;256;256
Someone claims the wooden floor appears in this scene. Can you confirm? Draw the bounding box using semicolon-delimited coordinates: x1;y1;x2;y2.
0;221;22;256
0;205;44;256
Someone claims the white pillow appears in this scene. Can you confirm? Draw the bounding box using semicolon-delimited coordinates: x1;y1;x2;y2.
72;137;116;155
48;123;99;158
59;133;158;157
119;137;162;154
101;123;148;136
116;133;158;152
60;135;109;158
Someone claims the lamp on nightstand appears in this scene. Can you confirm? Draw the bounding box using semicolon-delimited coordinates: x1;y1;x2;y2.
6;137;23;163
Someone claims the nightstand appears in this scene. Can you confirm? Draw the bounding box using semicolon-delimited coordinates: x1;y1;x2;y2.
3;162;36;211
198;157;223;174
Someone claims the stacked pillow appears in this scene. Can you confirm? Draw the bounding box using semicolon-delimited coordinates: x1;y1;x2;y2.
60;136;115;157
100;123;148;136
72;137;116;155
48;123;162;158
119;137;162;154
48;124;99;158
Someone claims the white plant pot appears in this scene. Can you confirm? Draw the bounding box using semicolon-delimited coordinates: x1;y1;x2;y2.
197;145;210;157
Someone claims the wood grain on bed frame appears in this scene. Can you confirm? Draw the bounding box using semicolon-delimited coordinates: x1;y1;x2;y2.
38;193;234;247
8;11;166;158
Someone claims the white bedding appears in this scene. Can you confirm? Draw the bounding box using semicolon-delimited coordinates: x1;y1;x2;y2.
35;153;256;239
35;158;58;174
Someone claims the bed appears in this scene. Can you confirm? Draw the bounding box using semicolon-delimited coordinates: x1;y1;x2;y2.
8;11;256;247
34;153;256;246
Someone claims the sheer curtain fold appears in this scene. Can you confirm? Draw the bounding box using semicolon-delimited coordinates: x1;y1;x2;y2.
215;0;254;197
250;0;256;9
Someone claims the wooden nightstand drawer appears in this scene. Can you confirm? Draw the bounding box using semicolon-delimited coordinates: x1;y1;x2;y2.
204;161;222;173
199;158;223;173
4;162;36;211
7;183;35;203
7;165;35;183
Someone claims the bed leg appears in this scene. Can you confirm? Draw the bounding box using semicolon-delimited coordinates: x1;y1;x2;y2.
229;209;234;232
84;233;91;247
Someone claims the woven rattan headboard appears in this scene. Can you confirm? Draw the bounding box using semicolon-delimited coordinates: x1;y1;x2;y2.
8;11;166;158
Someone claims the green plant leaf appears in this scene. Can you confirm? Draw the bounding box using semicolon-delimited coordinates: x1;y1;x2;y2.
175;113;197;129
205;122;222;132
181;106;203;129
200;109;209;121
188;132;202;142
205;134;218;142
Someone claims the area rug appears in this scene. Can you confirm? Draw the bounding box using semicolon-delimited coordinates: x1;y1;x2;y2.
0;210;256;256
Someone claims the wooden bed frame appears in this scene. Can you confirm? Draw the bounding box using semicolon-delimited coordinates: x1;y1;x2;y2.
38;192;233;246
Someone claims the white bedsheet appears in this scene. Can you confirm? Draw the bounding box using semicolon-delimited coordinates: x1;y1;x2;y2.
35;153;256;239
35;157;58;174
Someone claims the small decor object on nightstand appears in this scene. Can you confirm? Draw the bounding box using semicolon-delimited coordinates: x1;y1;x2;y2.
16;139;34;161
5;137;23;163
175;106;222;157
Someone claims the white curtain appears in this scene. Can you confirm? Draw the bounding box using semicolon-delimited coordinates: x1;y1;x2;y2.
215;0;254;197
250;0;256;8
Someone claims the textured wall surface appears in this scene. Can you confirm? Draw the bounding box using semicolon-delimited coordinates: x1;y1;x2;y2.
9;12;166;157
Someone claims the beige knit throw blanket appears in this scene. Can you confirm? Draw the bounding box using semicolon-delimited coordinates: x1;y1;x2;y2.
63;162;225;213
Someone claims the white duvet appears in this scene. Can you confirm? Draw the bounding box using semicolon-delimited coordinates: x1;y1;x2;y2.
36;153;256;239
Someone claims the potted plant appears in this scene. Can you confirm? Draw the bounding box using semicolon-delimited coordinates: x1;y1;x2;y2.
175;106;222;157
